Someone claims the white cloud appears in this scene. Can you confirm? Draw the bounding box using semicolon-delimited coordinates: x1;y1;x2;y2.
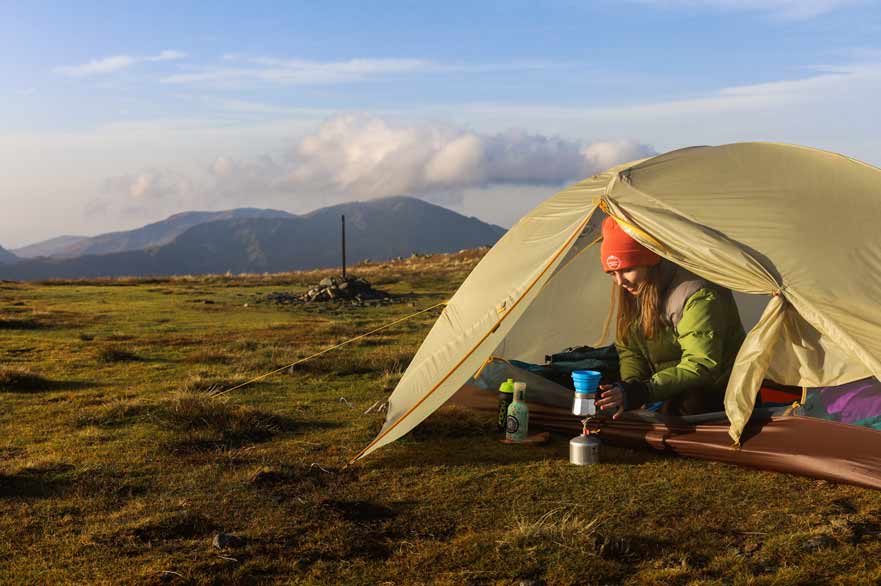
630;0;863;19
160;56;559;88
148;50;188;62
56;55;137;77
55;50;187;77
162;57;431;87
209;114;655;203
582;140;655;171
97;169;196;216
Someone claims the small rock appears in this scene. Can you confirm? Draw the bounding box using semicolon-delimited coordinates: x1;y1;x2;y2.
213;533;243;549
242;303;249;308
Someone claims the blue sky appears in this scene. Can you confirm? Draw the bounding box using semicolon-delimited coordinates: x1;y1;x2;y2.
2;0;880;247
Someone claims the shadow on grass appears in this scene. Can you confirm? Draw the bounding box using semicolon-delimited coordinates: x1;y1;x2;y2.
248;463;337;489
407;405;495;440
0;463;151;501
0;317;46;330
127;510;217;543
0;463;74;499
0;367;98;393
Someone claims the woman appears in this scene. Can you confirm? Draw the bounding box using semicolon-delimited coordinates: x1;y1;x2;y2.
595;217;746;419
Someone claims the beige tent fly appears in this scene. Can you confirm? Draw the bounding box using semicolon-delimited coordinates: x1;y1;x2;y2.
351;142;881;462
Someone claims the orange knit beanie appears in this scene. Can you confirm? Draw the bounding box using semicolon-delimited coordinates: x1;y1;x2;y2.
600;216;661;272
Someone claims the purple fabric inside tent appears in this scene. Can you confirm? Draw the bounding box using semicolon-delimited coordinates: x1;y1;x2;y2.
815;378;881;424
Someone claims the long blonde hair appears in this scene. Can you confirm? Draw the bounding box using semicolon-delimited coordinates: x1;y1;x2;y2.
614;264;665;344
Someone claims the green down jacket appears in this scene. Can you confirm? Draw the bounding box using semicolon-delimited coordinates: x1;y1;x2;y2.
616;261;746;403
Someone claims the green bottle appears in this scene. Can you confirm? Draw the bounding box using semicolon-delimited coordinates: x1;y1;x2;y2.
505;382;529;442
497;378;515;432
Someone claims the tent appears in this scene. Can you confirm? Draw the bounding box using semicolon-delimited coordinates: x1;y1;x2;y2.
351;142;881;478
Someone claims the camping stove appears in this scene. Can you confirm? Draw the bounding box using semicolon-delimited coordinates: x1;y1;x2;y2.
569;418;601;466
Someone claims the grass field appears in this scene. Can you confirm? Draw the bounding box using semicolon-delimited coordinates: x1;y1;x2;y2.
2;250;880;585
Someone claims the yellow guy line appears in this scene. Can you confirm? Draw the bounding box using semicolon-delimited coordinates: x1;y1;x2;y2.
211;301;448;398
348;208;597;465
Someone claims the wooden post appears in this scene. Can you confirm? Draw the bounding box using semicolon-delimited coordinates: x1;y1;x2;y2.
341;214;347;280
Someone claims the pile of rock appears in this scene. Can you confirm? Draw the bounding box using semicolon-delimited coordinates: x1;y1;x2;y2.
259;276;394;306
302;276;391;303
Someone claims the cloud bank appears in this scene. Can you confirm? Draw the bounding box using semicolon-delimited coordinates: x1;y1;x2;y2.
94;114;654;218
222;115;653;198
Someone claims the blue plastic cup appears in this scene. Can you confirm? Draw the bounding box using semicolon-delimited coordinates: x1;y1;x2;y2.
571;370;601;395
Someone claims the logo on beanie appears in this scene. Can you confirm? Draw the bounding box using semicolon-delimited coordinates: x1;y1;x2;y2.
606;255;621;270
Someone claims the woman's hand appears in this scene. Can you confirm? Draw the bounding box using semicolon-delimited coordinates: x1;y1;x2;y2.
595;383;625;420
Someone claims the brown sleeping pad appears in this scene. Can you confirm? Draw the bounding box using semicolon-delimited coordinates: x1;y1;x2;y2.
449;384;881;490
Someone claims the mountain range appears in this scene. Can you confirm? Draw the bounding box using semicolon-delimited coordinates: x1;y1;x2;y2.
0;197;506;281
11;208;293;259
0;245;18;264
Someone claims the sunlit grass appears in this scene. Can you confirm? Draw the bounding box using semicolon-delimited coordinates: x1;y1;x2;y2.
1;249;880;585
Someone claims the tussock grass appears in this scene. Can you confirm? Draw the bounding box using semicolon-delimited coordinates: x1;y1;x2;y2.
498;507;604;552
178;374;250;394
378;361;406;392
184;347;233;364
75;398;150;428
0;367;51;392
154;388;291;446
96;346;141;363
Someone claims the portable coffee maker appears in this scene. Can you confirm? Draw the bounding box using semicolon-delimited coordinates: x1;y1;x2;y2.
569;370;601;465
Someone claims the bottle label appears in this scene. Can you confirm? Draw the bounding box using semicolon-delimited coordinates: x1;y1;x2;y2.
505;415;519;434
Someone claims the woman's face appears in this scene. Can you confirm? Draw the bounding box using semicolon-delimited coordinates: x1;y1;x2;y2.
608;266;649;295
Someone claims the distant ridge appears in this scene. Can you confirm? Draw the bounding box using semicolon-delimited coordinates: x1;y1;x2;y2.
0;197;506;281
13;208;294;259
0;245;18;264
12;235;89;259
